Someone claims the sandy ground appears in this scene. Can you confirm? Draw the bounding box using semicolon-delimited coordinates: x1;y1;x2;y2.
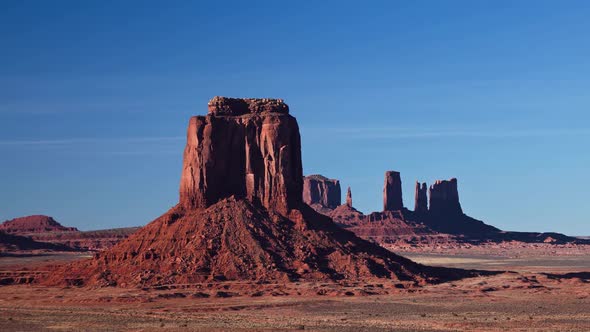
0;251;589;331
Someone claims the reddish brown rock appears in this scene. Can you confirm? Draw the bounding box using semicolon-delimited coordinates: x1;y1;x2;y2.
383;171;403;211
43;97;476;287
180;97;303;216
302;175;341;210
346;187;353;208
414;182;428;213
0;215;78;235
0;215;138;251
207;96;289;116
0;231;73;252
428;178;463;215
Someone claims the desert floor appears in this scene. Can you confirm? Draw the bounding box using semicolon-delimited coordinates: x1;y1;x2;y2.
0;249;589;331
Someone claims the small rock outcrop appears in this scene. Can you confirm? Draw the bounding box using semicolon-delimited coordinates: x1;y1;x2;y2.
414;182;428;213
428;178;463;215
346;187;353;207
0;215;78;235
302;175;341;210
383;171;403;211
180;97;303;216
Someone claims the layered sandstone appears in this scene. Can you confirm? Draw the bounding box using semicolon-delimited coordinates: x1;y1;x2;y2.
414;182;428;213
428;178;463;215
383;171;403;211
44;97;476;287
302;175;341;210
180;97;303;215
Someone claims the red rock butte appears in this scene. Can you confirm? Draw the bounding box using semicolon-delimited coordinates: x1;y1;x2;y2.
43;96;479;287
302;175;341;210
0;215;78;234
383;171;403;211
180;96;302;215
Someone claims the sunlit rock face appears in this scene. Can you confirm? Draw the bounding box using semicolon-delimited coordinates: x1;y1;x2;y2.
180;97;303;215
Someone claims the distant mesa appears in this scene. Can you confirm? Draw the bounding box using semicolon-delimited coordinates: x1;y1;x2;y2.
428;178;463;216
0;215;78;235
45;97;473;287
0;215;139;252
302;174;341;213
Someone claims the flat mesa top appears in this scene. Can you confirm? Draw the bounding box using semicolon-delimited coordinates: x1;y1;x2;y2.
207;96;289;116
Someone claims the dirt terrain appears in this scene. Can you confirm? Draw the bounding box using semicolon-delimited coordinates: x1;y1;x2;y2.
1;249;589;331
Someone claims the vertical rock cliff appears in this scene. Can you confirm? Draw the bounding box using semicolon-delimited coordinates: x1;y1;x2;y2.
414;182;428;213
383;171;403;211
428;178;463;215
302;175;341;209
180;97;303;215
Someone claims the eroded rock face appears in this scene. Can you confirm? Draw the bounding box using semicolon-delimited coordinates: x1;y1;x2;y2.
383;171;403;211
42;96;480;287
180;97;303;215
302;175;341;210
414;182;428;213
207;96;289;116
346;187;353;208
428;178;463;215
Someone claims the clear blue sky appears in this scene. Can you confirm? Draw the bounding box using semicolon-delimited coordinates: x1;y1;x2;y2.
1;1;589;234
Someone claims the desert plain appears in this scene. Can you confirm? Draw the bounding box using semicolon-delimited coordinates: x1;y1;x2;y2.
1;244;589;332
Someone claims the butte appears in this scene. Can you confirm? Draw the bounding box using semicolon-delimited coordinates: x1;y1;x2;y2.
45;97;478;287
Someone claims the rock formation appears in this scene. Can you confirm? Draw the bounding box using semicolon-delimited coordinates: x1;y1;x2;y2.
346;187;353;207
0;215;138;251
302;175;341;210
0;231;73;253
180;96;302;216
383;171;403;211
414;182;428;213
428;178;463;215
45;97;475;287
0;215;78;235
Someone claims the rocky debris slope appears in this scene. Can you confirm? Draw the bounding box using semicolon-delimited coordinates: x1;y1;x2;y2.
44;97;477;287
303;175;341;213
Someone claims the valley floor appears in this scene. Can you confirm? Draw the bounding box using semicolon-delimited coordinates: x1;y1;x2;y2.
0;247;589;331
